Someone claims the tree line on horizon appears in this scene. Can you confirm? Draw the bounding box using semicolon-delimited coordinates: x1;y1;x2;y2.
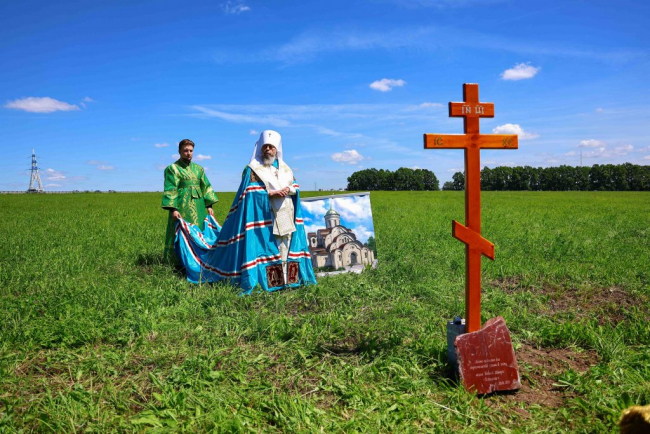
346;168;440;191
346;164;650;191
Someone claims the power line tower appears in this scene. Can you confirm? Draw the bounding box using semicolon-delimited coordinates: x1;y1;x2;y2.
27;149;44;193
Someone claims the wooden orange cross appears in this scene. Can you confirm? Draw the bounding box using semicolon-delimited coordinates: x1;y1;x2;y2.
423;83;518;333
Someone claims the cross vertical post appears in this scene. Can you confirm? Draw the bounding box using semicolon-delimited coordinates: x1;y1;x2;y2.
424;83;518;333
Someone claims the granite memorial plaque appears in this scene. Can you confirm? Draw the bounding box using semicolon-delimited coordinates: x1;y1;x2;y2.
455;316;521;394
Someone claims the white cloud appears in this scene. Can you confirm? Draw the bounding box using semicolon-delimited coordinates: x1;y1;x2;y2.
154;143;170;148
45;168;66;181
79;96;95;108
349;223;373;244
332;195;374;226
612;145;633;155
87;160;115;170
492;123;539;139
581;143;633;159
189;103;464;126
419;102;443;108
194;154;212;161
250;129;259;135
389;0;509;8
301;200;328;218
369;78;406;92
331;149;363;164
5;97;80;113
500;62;540;81
304;224;322;235
317;127;341;136
190;105;291;127
595;107;605;113
565;151;576;156
45;183;61;187
582;148;606;158
645;155;650;160
579;139;605;148
334;198;365;222
222;1;250;14
172;154;180;160
208;25;643;66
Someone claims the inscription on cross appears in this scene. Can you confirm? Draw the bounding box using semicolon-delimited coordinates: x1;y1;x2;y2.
423;83;518;333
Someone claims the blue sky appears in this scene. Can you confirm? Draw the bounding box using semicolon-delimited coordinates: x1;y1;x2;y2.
1;0;649;191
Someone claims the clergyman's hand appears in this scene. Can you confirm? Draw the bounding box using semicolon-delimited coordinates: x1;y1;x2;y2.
172;210;181;221
269;188;289;197
207;208;214;217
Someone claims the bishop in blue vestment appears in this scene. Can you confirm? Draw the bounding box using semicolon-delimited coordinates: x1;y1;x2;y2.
173;130;316;293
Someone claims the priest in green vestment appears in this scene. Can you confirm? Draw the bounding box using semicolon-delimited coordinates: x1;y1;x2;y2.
162;139;219;264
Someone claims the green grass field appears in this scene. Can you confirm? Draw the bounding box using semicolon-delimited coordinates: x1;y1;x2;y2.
1;191;649;432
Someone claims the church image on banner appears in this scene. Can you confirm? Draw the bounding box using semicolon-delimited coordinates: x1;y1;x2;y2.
301;193;377;274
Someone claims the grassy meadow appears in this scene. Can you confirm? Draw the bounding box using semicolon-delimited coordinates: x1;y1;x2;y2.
0;191;649;432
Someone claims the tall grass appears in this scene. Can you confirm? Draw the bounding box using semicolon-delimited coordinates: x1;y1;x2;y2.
0;191;648;432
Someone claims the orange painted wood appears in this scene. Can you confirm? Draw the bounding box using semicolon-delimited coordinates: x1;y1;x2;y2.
423;134;518;149
422;83;518;333
452;220;495;260
463;84;480;135
466;247;482;333
464;146;482;333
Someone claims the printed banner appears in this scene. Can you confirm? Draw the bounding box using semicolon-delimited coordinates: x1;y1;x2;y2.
301;192;377;276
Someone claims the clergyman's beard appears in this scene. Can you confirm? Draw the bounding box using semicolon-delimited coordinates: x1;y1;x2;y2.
263;155;276;166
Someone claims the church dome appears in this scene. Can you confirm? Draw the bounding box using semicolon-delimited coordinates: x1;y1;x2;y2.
325;208;340;217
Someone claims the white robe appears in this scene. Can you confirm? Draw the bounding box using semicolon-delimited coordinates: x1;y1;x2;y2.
248;160;296;236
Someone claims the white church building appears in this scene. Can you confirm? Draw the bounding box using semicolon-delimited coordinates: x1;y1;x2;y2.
307;205;375;270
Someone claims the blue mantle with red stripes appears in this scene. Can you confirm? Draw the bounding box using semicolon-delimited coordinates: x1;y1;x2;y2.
174;167;317;294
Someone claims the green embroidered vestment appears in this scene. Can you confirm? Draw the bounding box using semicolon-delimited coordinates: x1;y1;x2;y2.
162;159;218;264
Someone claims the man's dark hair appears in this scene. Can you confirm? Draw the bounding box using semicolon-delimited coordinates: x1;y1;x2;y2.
178;139;195;151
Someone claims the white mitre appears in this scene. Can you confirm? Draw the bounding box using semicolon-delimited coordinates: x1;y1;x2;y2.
250;130;283;163
248;130;295;192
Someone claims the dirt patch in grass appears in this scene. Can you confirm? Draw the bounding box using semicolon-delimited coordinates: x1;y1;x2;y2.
284;298;323;316
264;357;338;410
487;343;599;414
492;278;649;325
316;332;403;358
317;335;365;355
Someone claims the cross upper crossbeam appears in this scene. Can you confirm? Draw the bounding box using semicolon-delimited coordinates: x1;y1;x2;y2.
449;102;494;118
450;83;493;135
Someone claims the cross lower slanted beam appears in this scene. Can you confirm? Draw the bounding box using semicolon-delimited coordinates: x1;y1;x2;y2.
423;83;518;333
